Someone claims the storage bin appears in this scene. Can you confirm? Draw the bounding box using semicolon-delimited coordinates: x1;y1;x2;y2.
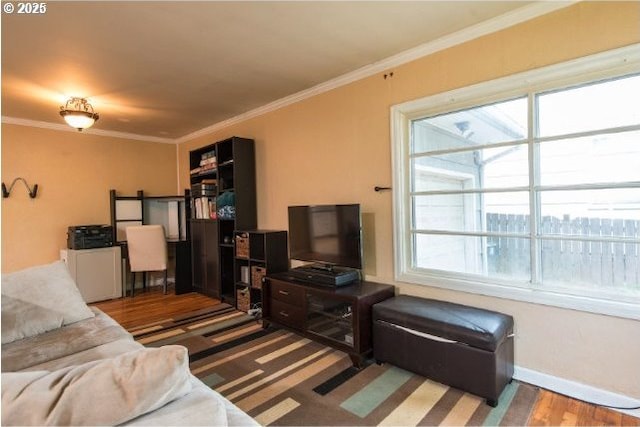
236;286;250;312
251;266;266;289
236;233;249;259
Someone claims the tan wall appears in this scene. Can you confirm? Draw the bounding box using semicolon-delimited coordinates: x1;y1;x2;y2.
178;2;640;398
1;124;177;272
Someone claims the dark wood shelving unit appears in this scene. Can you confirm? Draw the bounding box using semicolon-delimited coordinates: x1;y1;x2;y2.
188;137;256;301
233;230;288;312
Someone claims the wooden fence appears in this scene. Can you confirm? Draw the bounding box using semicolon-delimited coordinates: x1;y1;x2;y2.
486;213;639;288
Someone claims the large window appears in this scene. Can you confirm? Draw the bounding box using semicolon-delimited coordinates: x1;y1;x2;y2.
391;46;640;318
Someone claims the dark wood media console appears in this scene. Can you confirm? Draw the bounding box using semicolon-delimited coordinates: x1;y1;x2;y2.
262;272;395;367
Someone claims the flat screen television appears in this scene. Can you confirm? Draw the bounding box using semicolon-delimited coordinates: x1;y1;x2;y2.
288;204;363;270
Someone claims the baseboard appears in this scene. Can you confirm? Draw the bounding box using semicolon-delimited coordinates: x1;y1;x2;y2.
514;366;640;418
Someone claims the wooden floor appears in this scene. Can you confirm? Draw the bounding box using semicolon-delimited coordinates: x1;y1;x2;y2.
529;390;639;426
93;288;640;427
92;286;217;330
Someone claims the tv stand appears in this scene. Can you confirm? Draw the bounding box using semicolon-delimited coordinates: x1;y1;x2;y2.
262;272;394;368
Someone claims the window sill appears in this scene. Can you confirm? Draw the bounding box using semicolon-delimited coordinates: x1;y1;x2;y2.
396;270;640;320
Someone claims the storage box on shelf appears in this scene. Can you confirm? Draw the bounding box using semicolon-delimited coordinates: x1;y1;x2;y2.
233;230;288;312
188;137;256;301
236;286;251;312
251;266;266;290
235;233;249;259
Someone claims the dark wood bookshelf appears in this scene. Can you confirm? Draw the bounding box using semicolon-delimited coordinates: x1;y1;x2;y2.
188;137;257;301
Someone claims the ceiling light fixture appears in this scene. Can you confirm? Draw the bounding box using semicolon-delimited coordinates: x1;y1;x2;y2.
59;97;99;131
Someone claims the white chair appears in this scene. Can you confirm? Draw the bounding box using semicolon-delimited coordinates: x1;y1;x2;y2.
125;225;168;297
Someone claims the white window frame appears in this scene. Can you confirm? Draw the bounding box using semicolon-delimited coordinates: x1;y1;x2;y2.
391;44;640;320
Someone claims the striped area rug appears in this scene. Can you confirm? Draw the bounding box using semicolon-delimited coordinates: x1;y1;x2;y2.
130;303;540;426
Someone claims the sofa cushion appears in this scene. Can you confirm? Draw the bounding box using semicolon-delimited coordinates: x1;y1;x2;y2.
1;261;95;344
18;338;142;373
2;307;132;373
1;345;193;426
127;377;230;426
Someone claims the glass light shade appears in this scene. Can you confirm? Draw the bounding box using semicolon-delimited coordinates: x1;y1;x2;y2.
59;97;99;131
62;112;97;130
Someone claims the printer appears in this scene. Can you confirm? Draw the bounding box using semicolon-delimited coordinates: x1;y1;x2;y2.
67;225;114;250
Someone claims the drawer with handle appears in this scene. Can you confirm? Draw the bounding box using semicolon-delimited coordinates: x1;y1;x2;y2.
270;299;304;329
270;279;305;305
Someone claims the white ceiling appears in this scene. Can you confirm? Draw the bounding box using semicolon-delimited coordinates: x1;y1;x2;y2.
2;1;548;141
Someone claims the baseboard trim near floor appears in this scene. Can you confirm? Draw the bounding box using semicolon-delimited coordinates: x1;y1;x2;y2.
514;366;640;418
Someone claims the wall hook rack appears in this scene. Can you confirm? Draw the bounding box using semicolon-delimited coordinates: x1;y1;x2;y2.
2;177;38;199
374;186;392;192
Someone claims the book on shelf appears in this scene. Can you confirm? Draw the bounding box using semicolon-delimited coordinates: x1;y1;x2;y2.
191;182;216;197
209;199;217;219
193;196;217;219
200;157;216;166
191;166;216;177
194;197;202;219
200;152;217;167
191;152;217;176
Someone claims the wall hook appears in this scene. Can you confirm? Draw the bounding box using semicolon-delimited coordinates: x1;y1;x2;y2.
2;178;38;198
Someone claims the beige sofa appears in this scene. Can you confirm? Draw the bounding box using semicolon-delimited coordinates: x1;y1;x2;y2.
1;261;257;426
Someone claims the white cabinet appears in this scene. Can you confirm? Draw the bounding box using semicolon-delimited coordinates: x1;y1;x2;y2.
61;246;122;303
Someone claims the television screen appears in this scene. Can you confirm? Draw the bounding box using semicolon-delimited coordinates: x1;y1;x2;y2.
288;204;362;269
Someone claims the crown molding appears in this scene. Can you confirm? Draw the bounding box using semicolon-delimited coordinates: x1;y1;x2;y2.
2;2;576;145
175;1;577;144
1;116;176;144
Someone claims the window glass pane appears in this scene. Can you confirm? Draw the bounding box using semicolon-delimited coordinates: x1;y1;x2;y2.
412;144;528;192
483;145;529;189
539;188;640;238
412;97;527;154
401;69;640;307
414;234;530;281
539;130;640;186
541;239;640;295
538;74;640;137
413;192;529;233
